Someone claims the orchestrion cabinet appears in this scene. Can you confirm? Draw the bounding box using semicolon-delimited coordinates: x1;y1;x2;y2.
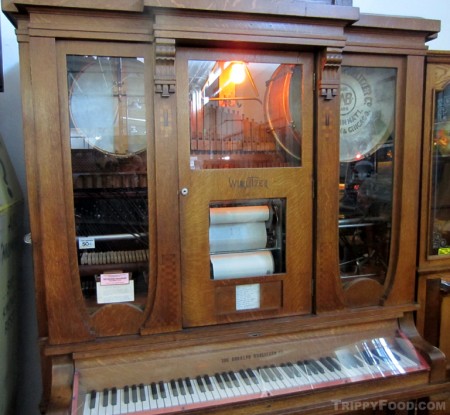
418;51;450;382
2;0;450;413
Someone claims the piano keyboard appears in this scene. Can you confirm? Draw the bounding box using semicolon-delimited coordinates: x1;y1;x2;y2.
76;340;427;415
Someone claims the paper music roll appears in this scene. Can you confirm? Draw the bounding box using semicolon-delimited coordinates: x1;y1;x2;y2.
210;205;270;225
209;222;268;252
211;251;274;280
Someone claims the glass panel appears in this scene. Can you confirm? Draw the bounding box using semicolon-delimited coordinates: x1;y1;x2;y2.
430;83;450;256
67;55;149;310
209;199;286;280
188;61;302;169
339;66;396;284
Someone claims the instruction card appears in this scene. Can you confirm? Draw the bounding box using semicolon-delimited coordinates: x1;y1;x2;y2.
96;272;134;304
236;283;260;311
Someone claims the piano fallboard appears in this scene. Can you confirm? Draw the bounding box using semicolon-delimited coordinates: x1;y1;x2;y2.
72;329;430;415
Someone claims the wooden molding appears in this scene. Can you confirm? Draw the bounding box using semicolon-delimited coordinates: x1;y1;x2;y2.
155;38;176;97
319;47;342;100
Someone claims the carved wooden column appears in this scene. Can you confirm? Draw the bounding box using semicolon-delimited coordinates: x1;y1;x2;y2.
142;37;182;334
315;47;346;311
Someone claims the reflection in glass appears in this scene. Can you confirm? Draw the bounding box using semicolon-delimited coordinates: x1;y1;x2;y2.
430;83;450;256
339;66;396;283
188;60;302;169
67;55;149;309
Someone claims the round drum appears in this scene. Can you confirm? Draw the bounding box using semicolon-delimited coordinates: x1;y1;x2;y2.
264;64;302;161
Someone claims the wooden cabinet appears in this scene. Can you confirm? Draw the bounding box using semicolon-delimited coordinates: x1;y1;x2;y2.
3;1;449;413
418;51;450;379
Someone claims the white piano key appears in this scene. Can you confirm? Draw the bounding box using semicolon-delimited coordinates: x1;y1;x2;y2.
194;376;214;402
211;373;233;399
294;361;322;387
159;381;172;408
131;384;143;412
235;370;259;394
220;372;244;397
178;378;194;405
184;377;201;404
119;386;129;414
89;390;100;415
139;384;150;411
167;379;181;407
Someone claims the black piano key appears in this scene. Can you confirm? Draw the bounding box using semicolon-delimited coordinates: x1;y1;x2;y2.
287;362;301;377
297;361;312;375
89;390;97;410
177;378;186;395
309;359;325;374
280;363;294;379
124;385;130;404
150;382;158;399
239;369;251;385
327;356;341;371
102;388;109;407
185;377;194;395
304;360;318;374
204;375;214;392
359;351;378;366
158;381;167;398
214;373;225;389
228;371;240;387
111;387;118;406
246;368;259;384
257;367;270;382
221;372;232;388
320;357;334;371
131;384;138;403
263;366;276;381
139;384;146;401
170;379;179;396
196;376;206;393
270;365;284;380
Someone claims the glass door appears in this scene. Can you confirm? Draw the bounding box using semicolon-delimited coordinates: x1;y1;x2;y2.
178;49;314;327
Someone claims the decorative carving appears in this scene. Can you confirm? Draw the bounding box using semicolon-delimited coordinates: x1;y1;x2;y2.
319;47;343;100
155;38;176;97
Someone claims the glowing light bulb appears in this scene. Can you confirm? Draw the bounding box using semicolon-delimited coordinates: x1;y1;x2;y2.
230;62;246;84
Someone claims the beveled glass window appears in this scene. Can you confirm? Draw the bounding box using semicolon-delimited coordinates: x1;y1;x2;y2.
339;66;396;284
429;83;450;256
188;61;302;169
67;55;149;309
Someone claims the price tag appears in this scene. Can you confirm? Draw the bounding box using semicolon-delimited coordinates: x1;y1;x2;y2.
78;237;95;250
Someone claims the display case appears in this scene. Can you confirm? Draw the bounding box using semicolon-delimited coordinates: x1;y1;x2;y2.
418;51;450;380
3;1;449;414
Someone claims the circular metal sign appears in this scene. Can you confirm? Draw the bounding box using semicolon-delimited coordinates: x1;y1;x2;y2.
340;67;396;162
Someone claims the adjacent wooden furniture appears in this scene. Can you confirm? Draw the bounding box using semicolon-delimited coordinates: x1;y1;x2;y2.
3;1;449;414
418;51;450;382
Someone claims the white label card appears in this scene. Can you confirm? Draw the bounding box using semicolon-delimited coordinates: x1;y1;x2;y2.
96;280;134;304
78;237;95;250
236;283;260;311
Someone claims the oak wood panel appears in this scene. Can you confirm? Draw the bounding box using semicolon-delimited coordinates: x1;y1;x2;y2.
153;12;348;49
314;51;345;312
146;0;359;20
27;9;152;42
384;55;424;306
16;18;50;338
29;36;93;344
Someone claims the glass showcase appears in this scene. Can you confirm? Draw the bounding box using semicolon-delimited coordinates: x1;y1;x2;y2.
189;60;302;169
339;66;397;284
430;82;450;256
67;55;149;309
